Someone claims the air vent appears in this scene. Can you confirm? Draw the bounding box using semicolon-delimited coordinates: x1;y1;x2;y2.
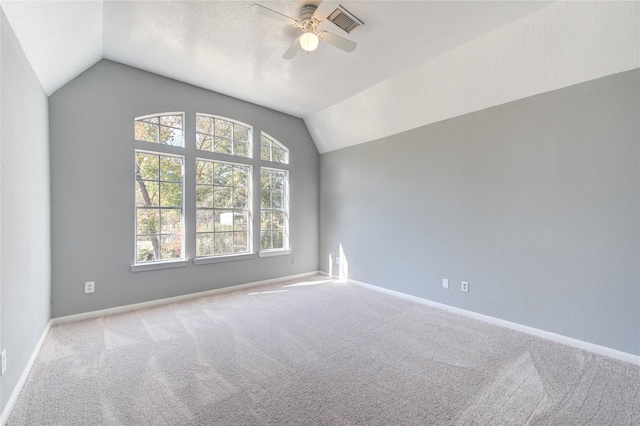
327;6;363;34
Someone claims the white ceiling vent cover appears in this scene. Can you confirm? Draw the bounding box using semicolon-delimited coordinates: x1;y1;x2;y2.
327;6;363;34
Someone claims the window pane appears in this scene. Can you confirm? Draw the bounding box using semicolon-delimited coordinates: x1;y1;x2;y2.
260;231;272;251
160;183;182;207
233;188;247;208
196;161;213;184
234;166;248;187
272;230;284;249
214;187;232;208
196;209;213;232
159;126;183;146
214;163;233;186
234;211;248;231
233;124;249;142
261;146;271;161
137;236;157;262
135;121;158;143
160;209;181;234
261;169;271;189
197;116;213;134
273;171;286;190
271;190;283;209
215;211;234;232
261;211;272;230
234;141;248;157
136;153;159;180
159;156;182;182
160;235;181;259
213;137;232;155
160;115;182;128
196;133;212;151
141;117;159;124
137;209;159;235
196;185;213;208
215;232;233;255
272;147;286;163
234;232;248;253
215;119;233;138
136;181;159;207
261;190;271;209
197;233;214;257
272;211;285;229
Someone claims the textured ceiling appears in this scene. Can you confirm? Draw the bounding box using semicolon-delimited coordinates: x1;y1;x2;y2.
1;1;638;153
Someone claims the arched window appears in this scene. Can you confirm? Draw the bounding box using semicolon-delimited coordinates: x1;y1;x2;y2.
196;114;252;158
261;132;289;164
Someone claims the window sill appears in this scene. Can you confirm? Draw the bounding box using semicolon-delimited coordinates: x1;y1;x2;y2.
259;249;291;258
131;259;189;272
193;253;256;265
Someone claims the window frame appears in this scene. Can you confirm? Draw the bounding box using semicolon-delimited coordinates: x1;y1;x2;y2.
196;113;253;158
260;132;289;164
134;112;185;147
133;149;186;266
259;166;290;256
194;158;253;260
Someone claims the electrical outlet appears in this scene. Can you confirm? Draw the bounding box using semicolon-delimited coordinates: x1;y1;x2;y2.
442;279;449;289
85;281;95;293
461;281;469;292
335;257;340;265
1;349;6;375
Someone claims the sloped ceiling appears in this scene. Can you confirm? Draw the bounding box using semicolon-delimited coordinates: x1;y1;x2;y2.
1;1;638;153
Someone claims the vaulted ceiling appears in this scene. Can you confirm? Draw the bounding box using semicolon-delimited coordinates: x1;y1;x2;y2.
1;1;638;153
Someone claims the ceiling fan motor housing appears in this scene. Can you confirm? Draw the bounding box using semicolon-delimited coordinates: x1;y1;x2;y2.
299;5;317;23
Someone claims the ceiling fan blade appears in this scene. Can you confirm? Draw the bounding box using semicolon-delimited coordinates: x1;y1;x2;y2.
318;31;356;53
251;4;299;27
283;36;302;59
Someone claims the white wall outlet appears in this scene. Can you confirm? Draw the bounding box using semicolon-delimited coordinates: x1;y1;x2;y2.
461;281;469;292
335;256;340;265
85;281;95;293
1;349;6;375
442;279;449;289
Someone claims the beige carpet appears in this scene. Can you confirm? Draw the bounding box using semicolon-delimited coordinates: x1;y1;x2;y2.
8;275;640;425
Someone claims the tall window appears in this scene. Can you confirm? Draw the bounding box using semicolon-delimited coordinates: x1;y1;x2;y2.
196;114;252;157
261;132;289;164
135;152;184;262
260;167;289;251
196;160;251;257
134;113;185;264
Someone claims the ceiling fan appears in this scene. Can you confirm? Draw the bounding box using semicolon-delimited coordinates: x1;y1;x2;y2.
251;2;361;59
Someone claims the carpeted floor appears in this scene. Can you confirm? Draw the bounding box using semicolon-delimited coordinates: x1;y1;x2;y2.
8;275;640;425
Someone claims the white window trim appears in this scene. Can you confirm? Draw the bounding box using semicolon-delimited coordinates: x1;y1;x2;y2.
193;253;256;265
131;259;189;272
258;249;291;258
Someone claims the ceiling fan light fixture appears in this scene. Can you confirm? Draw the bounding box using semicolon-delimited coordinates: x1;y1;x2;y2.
300;32;319;52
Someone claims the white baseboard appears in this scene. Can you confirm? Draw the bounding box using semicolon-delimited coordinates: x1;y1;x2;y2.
1;320;52;426
346;277;640;366
52;271;323;325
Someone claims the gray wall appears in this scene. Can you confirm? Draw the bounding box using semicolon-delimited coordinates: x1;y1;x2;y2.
50;60;319;318
0;9;51;412
319;69;640;355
